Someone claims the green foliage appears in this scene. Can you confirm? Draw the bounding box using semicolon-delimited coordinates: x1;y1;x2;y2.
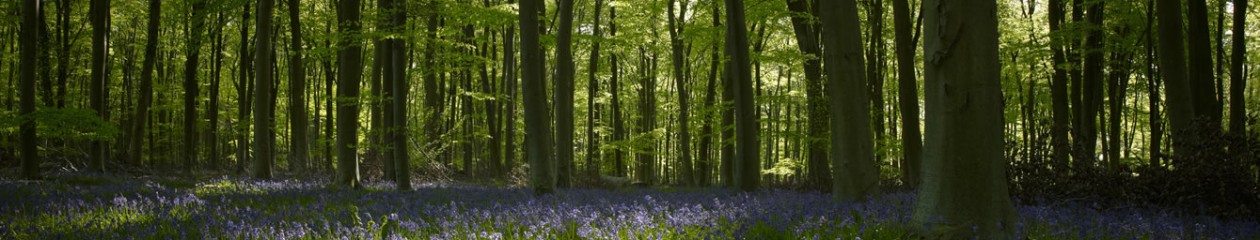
0;108;121;142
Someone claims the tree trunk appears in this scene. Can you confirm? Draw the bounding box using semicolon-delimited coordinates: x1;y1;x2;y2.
818;0;878;200
286;0;310;173
1049;0;1071;172
182;0;205;174
521;0;556;194
610;5;625;178
554;0;576;188
636;48;658;186
253;0;275;179
90;0;110;172
1145;0;1162;167
725;0;759;192
209;12;224;171
20;0;41;180
502;0;518;177
1108;48;1132;172
1077;1;1104;171
131;0;161;168
423;10;444;178
1157;0;1196;166
237;0;254;174
891;0;921;188
335;0;363;188
586;0;604;178
668;0;693;186
389;0;410;190
1230;0;1247;134
1186;0;1221;129
865;0;887;165
911;0;1015;237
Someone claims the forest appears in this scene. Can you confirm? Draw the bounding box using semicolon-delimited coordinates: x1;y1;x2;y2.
1;0;1259;238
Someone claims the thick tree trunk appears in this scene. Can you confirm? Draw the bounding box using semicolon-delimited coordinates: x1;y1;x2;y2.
521;0;556;194
253;0;275;179
1156;0;1196;164
891;0;921;187
725;0;759;192
911;0;1015;237
1187;0;1221;128
20;0;41;180
335;0;363;188
818;0;878;200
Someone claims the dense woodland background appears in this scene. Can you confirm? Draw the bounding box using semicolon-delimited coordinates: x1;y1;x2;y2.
1;0;1259;236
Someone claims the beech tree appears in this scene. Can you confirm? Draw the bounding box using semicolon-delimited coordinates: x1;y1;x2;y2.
911;0;1016;237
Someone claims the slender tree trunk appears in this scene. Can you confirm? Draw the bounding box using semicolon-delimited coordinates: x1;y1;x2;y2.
1230;0;1247;134
389;0;410;190
55;0;67;109
1108;48;1132;172
1049;0;1071;172
20;0;41;180
521;0;556;194
911;0;1015;237
725;0;759;192
183;0;205;174
503;0;518;176
668;0;693;186
610;5;625;178
209;12;224;171
1077;1;1104;171
90;0;110;172
372;37;387;180
865;0;887;164
586;0;604;178
237;0;254;174
335;0;363;188
717;3;735;188
636;48;658;186
818;0;878;200
554;0;576;188
786;0;829;191
891;0;921;187
1145;0;1162;167
286;0;310;173
699;40;718;187
131;0;161;168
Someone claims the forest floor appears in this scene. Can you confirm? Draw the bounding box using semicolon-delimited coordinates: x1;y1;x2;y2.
1;175;1258;239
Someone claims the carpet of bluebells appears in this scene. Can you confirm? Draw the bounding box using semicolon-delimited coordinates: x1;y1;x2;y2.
1;176;1258;239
